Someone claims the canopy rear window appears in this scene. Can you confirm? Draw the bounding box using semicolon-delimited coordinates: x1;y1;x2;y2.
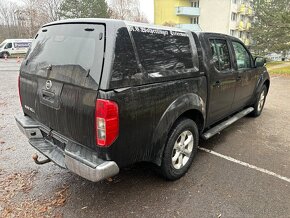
25;23;105;84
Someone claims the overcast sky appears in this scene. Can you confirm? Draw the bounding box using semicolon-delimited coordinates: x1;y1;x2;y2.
139;0;154;23
10;0;154;23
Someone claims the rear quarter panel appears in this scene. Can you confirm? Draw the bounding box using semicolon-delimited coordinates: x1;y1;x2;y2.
96;76;207;167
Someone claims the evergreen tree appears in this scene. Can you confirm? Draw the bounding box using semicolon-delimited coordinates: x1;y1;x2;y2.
59;0;109;19
251;0;290;56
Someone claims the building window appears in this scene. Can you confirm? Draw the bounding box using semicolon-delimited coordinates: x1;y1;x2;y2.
232;0;237;4
191;17;199;24
240;14;245;21
230;30;235;36
231;12;237;21
239;31;243;38
191;0;199;7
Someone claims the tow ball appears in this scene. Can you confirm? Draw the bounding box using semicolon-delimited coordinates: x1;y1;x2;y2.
32;153;51;165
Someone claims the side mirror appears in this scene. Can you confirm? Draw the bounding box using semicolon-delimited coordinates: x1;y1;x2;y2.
255;57;266;68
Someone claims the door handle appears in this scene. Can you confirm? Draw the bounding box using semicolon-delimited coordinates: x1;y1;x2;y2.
213;80;221;87
42;90;55;102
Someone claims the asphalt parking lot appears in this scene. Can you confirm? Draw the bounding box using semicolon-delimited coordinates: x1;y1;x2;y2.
0;59;290;217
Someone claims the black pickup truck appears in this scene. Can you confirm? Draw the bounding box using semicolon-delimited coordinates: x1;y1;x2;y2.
15;19;270;182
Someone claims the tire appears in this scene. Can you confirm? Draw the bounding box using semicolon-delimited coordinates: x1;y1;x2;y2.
2;52;9;59
251;85;268;117
160;118;199;181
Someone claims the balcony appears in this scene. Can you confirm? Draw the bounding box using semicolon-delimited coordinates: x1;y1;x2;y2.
247;7;253;16
244;38;250;46
176;7;200;17
246;22;251;31
237;21;245;31
176;24;201;32
238;4;246;14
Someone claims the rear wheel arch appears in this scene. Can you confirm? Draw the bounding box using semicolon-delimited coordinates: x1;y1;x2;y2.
151;94;205;166
178;109;205;134
254;76;270;102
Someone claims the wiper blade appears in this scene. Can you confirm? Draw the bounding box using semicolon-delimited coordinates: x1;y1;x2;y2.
86;69;91;77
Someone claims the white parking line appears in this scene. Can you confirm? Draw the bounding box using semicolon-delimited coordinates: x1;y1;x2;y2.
198;147;290;184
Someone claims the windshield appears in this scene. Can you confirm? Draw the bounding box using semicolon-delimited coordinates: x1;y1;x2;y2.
0;42;5;49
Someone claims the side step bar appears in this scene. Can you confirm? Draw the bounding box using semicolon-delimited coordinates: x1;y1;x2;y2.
202;107;254;140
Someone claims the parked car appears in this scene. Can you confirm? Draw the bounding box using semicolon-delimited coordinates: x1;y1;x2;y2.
0;39;32;58
15;19;270;182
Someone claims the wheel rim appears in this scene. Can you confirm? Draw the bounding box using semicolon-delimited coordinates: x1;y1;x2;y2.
171;130;194;170
3;53;8;58
257;90;266;112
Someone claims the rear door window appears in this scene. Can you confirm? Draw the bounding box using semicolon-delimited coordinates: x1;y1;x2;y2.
129;26;199;81
209;39;231;72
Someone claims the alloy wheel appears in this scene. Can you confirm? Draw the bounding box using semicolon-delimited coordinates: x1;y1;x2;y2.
171;130;194;169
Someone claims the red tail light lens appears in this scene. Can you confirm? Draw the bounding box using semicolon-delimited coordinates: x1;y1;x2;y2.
18;75;22;106
95;99;119;147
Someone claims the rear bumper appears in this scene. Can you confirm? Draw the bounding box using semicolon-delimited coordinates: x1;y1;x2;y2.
15;114;119;182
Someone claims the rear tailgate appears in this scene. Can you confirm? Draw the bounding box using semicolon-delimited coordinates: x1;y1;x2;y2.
19;23;105;148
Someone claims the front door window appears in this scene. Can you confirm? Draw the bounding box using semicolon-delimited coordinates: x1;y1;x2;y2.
232;41;252;69
5;43;12;49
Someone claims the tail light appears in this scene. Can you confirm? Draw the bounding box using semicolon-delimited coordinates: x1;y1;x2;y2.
95;99;119;147
18;75;22;106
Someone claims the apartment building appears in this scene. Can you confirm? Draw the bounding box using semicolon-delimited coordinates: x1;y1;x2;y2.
154;0;254;45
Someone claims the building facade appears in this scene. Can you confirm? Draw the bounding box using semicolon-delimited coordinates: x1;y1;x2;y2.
154;0;254;45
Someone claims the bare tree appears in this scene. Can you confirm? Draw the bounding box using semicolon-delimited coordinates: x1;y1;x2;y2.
0;0;62;41
0;1;22;40
109;0;148;23
0;1;14;27
133;6;149;23
39;0;62;22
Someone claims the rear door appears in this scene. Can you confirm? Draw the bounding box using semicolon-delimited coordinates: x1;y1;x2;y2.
20;23;105;148
230;40;257;110
206;36;237;125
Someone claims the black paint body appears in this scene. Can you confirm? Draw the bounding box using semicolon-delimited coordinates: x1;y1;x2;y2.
19;19;270;168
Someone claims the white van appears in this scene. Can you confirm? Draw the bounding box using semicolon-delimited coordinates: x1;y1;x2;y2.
0;39;33;58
